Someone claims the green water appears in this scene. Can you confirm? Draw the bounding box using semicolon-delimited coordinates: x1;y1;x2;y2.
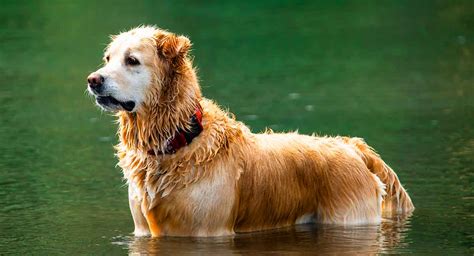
1;0;473;254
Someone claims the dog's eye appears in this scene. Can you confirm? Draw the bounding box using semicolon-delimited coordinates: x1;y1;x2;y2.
125;56;140;66
105;55;110;62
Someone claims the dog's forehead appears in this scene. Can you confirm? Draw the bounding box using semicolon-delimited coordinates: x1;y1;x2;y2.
107;28;156;56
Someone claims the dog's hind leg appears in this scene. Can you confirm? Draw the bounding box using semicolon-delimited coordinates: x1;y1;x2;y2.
316;172;385;225
345;137;415;214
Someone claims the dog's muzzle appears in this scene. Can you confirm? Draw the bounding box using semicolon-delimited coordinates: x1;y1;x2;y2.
87;73;135;112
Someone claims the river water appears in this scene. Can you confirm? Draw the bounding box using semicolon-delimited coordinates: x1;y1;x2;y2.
0;0;472;254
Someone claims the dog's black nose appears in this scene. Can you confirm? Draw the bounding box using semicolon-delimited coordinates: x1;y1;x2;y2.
87;73;104;91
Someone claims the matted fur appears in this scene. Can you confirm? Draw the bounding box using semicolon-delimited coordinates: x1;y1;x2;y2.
89;26;414;237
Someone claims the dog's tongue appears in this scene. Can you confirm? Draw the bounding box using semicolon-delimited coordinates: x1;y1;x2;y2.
121;101;135;111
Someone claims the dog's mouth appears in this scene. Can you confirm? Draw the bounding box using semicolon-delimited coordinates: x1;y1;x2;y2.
96;96;135;112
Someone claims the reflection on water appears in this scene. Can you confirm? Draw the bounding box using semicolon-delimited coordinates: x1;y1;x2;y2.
116;215;411;255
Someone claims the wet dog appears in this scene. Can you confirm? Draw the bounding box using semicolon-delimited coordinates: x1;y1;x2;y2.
87;26;414;237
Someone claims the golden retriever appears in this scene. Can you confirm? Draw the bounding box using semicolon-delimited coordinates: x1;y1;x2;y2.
86;25;414;237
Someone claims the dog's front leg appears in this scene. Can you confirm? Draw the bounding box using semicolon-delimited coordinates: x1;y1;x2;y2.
128;184;150;237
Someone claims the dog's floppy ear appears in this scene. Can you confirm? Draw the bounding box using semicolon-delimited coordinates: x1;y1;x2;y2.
155;32;191;60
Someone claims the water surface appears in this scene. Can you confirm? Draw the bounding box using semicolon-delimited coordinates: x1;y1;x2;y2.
0;0;473;254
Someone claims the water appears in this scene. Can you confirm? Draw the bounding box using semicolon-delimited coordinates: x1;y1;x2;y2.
0;0;472;254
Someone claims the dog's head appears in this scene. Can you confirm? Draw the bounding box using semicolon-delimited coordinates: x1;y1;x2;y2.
87;26;191;112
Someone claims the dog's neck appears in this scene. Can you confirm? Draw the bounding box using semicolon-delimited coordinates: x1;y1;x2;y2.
117;60;202;154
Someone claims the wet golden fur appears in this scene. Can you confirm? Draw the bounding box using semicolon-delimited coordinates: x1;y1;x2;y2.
98;26;414;237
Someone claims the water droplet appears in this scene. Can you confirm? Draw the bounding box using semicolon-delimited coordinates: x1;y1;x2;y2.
457;35;466;45
244;114;258;120
98;136;112;142
288;92;300;100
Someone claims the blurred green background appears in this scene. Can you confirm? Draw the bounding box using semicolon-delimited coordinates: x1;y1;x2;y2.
0;0;472;254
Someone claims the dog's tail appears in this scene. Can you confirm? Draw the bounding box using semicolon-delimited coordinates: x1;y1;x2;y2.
344;137;415;214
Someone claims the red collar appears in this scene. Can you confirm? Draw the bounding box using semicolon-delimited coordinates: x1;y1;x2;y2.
148;104;203;155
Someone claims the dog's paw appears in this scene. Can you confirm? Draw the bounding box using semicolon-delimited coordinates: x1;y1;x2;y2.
133;229;151;237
